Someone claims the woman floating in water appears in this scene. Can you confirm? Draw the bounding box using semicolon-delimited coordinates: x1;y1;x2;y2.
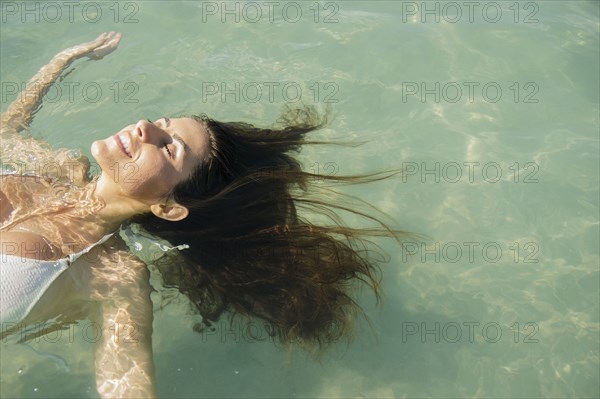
0;32;409;398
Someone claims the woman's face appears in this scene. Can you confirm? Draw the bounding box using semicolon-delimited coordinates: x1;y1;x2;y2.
91;117;210;203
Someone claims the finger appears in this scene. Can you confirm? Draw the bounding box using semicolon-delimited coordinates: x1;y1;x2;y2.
102;32;113;42
100;34;122;53
94;38;119;54
106;33;122;47
94;32;109;45
86;32;122;59
83;32;108;51
88;42;117;59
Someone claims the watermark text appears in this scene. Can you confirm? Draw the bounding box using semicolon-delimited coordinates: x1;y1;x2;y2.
1;1;140;24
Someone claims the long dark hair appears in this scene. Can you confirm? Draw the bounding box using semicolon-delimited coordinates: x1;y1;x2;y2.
131;105;411;350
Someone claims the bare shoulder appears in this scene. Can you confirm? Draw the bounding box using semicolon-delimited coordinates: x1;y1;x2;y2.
83;235;153;301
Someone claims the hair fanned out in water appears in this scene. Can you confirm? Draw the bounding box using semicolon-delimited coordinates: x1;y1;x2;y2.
130;105;412;352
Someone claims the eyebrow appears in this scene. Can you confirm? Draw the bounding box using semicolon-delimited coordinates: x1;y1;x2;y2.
163;117;190;156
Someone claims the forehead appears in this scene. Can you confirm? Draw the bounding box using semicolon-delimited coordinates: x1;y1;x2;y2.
171;117;210;160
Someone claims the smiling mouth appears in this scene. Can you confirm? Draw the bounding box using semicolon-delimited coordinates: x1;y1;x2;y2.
114;133;133;158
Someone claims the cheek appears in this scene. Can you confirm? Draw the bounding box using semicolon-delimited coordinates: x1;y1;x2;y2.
118;160;177;199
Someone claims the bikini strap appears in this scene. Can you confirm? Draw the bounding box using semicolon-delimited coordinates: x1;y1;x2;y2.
66;233;114;265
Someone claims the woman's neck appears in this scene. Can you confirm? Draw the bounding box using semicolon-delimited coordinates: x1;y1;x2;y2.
84;173;150;234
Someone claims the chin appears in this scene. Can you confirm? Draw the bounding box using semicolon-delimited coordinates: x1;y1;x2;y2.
90;139;113;173
90;140;103;162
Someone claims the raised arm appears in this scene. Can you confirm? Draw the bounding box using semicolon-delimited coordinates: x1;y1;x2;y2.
0;32;121;185
0;32;121;135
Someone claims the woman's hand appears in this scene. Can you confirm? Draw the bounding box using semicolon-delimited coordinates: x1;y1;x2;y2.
60;31;122;60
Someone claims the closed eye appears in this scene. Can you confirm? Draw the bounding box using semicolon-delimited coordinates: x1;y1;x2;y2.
149;117;181;160
164;142;174;158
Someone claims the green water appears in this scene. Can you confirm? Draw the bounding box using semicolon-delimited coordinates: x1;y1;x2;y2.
1;1;598;398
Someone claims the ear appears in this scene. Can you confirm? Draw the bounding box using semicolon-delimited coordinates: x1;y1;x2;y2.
149;202;189;222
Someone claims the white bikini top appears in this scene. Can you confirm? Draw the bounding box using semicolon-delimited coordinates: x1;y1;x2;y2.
0;233;114;324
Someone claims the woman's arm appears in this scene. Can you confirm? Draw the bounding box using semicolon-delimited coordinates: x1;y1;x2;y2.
88;237;157;399
0;32;121;185
94;286;157;398
0;32;121;134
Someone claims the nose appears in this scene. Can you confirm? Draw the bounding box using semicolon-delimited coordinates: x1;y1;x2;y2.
135;120;165;144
